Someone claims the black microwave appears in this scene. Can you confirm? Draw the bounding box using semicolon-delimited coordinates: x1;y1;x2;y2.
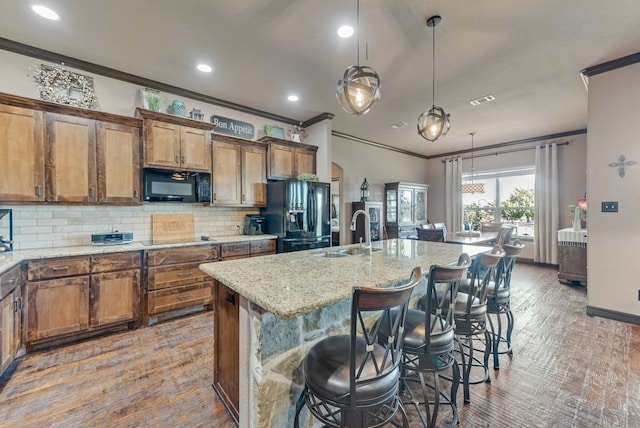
143;169;211;203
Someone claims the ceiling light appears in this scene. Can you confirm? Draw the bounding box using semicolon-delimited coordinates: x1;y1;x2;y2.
197;64;212;73
337;25;354;38
31;5;59;20
336;0;381;115
462;132;485;194
389;121;407;129
469;94;495;106
287;95;299;102
417;16;451;142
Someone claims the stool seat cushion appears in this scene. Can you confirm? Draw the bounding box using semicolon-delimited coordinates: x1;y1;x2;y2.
487;281;510;300
454;292;487;319
304;335;399;405
402;308;454;354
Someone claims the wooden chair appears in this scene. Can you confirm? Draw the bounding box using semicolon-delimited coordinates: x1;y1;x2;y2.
416;227;445;242
294;268;422;428
480;222;503;232
433;222;448;235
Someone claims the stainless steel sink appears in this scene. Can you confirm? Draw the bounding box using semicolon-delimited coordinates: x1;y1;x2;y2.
313;251;349;258
339;247;383;256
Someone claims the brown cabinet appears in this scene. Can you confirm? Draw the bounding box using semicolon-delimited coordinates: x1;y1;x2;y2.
0;103;45;202
145;244;218;322
25;253;141;346
385;182;429;239
558;242;587;285
259;136;317;180
212;136;267;207
1;264;23;376
137;109;214;172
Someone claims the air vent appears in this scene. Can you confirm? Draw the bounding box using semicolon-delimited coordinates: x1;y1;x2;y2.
469;94;496;106
389;121;408;129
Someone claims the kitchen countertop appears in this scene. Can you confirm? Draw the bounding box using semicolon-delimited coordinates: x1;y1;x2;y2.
199;238;488;320
0;234;277;273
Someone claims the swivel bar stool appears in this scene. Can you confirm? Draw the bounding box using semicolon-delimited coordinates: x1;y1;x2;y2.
487;239;525;369
294;267;421;428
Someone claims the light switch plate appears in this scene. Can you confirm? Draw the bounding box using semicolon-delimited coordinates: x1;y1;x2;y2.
601;201;618;212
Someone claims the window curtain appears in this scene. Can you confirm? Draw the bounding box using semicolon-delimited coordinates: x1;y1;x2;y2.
445;157;463;234
534;144;559;264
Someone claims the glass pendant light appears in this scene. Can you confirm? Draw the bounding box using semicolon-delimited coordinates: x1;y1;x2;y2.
336;0;381;115
418;15;451;141
462;132;485;193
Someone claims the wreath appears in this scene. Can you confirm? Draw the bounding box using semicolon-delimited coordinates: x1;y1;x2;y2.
32;64;96;109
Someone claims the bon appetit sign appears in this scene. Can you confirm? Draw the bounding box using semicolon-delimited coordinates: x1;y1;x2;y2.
211;115;255;139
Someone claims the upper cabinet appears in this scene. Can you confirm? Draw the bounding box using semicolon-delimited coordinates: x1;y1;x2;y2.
211;135;267;207
0;93;142;205
258;136;317;180
136;109;214;172
0;103;45;202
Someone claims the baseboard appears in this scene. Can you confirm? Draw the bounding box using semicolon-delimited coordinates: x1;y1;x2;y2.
586;305;640;326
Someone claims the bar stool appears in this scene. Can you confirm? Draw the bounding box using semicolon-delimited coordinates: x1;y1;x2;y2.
453;246;504;403
391;255;471;427
487;239;525;369
294;268;422;428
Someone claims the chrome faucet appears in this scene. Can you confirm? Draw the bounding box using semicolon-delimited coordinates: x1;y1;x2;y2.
350;209;371;249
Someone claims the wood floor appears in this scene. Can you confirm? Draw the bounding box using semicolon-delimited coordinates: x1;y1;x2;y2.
1;263;639;427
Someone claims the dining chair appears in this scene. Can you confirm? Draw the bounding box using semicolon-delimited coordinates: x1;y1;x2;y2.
416;227;446;242
480;222;503;232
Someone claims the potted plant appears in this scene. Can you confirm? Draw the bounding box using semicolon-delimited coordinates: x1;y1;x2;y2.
569;199;587;229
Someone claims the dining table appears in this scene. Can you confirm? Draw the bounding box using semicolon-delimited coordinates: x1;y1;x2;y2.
444;231;498;245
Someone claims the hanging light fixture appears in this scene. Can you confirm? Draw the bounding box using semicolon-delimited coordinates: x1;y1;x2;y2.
462;132;485;194
418;15;451;141
336;0;381;115
360;177;370;201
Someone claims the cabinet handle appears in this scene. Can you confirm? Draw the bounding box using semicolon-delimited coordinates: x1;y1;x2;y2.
52;266;69;272
181;156;185;164
226;291;235;305
134;190;139;199
7;277;17;284
13;297;22;312
177;271;193;277
82;281;86;293
35;185;42;196
175;156;180;164
242;194;245;201
177;294;193;300
213;193;216;201
89;187;95;198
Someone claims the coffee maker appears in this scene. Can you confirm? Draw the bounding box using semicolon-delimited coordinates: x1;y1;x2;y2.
244;215;265;235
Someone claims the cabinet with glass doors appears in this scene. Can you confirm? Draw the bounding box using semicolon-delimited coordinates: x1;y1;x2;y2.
385;182;429;239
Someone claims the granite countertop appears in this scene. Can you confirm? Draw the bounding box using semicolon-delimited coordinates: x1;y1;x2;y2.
199;239;488;320
0;234;277;272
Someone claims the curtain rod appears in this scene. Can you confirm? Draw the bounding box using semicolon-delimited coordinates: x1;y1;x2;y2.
442;141;569;162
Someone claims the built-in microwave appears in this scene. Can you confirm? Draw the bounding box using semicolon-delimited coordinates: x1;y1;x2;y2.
143;169;211;203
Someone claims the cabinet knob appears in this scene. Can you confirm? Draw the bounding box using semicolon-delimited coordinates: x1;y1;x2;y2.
181;156;185;164
175;156;180;164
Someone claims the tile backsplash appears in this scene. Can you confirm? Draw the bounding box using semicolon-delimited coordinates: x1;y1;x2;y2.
0;204;259;250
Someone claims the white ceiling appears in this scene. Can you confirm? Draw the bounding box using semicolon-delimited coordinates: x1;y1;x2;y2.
2;0;640;157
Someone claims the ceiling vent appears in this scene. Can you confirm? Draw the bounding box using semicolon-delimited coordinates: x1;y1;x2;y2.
469;94;496;106
389;121;408;129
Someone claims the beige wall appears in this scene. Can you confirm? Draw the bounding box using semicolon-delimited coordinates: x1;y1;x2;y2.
587;62;640;317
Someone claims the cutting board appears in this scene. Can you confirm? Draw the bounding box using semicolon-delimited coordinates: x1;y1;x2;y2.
151;213;195;244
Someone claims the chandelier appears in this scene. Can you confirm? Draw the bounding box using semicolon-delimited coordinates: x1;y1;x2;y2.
461;132;485;193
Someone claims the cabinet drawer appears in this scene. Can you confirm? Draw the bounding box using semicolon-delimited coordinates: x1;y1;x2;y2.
1;264;22;300
250;240;275;256
91;252;141;273
146;245;219;267
28;257;91;281
148;282;213;315
220;243;250;259
147;262;211;291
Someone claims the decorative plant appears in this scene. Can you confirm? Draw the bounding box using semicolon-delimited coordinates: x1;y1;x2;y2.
569;202;587;220
297;173;319;182
144;90;164;112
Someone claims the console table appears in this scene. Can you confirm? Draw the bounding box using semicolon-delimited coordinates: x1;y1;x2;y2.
557;228;587;285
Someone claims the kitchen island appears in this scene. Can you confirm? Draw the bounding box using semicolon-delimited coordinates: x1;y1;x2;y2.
199;238;488;427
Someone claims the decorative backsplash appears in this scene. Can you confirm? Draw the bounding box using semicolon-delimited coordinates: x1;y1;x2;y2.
0;203;259;251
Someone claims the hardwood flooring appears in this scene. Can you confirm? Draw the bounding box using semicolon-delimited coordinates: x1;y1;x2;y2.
0;263;639;427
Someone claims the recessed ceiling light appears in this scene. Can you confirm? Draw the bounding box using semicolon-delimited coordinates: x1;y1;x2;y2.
197;64;212;73
287;95;299;102
389;121;408;129
337;25;354;38
31;5;59;20
469;94;496;106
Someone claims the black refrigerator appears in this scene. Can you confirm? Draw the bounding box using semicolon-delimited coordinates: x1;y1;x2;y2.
261;180;331;253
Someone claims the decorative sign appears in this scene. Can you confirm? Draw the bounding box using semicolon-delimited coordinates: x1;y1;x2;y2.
211;115;255;139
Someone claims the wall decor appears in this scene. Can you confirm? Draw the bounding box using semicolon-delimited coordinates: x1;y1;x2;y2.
265;125;285;139
32;63;96;108
211;115;255;139
189;108;204;120
171;100;186;116
287;125;306;143
142;88;164;111
608;154;637;178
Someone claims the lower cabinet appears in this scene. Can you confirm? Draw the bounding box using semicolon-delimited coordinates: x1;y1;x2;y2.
25;253;141;347
1;264;23;376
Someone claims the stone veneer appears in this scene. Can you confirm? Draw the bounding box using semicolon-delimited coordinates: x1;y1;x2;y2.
0;203;258;250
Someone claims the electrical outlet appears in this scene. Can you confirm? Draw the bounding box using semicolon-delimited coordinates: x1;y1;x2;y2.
601;201;618;212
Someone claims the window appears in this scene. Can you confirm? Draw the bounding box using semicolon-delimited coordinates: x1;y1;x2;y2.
462;167;535;237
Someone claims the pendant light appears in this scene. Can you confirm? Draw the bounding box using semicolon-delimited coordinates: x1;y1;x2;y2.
418;15;451;141
336;0;381;115
462;132;485;194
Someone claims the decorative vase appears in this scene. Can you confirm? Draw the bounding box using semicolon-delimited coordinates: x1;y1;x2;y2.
171;100;186;117
572;208;581;231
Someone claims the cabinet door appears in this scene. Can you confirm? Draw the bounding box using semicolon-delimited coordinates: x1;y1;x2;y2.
90;269;139;327
398;188;414;225
268;143;295;179
0;104;45;201
242;146;267;206
294;147;316;176
1;285;22;375
214;282;240;421
414;188;427;224
26;276;90;343
181;127;211;171
96;121;141;204
212;141;242;205
45;113;97;203
144;119;181;169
